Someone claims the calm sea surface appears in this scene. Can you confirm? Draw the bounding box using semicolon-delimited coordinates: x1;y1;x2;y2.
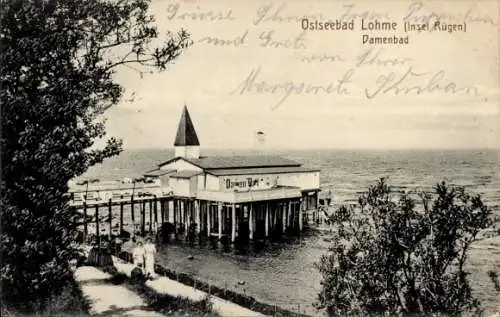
80;149;500;315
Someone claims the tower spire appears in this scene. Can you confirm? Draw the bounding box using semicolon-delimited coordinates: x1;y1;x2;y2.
174;105;200;158
174;104;200;146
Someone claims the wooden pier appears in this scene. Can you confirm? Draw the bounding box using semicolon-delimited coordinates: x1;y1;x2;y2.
72;106;323;246
71;192;318;245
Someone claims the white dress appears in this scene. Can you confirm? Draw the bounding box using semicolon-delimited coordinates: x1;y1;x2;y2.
132;246;145;269
144;243;157;276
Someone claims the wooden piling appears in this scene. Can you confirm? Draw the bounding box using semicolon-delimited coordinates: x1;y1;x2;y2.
160;199;165;225
130;196;135;224
83;202;88;239
249;203;253;240
173;200;177;233
95;204;100;244
149;199;153;233
154;197;158;225
183;200;188;232
231;203;236;243
142;200;146;236
195;200;201;234
166;199;169;224
119;197;124;234
207;201;211;237
283;202;287;231
108;198;112;239
265;202;269;237
299;200;302;228
217;202;222;240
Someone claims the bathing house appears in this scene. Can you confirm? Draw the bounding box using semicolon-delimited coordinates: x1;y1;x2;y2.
143;106;321;242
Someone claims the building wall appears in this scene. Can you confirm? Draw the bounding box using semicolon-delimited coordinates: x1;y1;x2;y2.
170;178;192;197
197;174;204;190
189;176;198;195
279;171;320;190
217;171;320;192
159;158;203;172
199;173;220;191
207;174;220;191
174;146;200;159
159;175;171;193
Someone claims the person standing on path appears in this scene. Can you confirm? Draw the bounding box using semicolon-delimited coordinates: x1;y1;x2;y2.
144;237;157;279
132;240;145;272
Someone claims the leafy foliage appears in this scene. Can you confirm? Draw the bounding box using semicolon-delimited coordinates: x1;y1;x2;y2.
316;179;493;317
0;0;190;311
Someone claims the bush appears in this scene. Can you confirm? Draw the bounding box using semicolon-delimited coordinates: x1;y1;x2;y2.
1;277;90;316
316;179;493;317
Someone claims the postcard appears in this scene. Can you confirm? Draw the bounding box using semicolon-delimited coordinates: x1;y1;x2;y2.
1;0;498;316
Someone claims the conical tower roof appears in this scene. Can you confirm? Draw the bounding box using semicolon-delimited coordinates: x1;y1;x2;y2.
174;105;200;146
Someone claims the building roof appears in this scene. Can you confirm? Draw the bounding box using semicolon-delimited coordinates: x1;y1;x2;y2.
143;169;175;177
169;170;202;179
158;155;302;170
174;105;200;146
206;166;320;176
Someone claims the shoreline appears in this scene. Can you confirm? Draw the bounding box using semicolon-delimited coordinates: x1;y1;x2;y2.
114;249;315;317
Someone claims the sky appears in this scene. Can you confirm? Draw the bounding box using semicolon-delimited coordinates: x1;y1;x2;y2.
100;0;499;150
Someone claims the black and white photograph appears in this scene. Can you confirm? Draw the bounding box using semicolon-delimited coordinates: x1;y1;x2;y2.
1;0;499;316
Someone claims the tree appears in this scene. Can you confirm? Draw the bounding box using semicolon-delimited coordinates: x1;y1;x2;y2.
0;0;191;312
316;178;494;317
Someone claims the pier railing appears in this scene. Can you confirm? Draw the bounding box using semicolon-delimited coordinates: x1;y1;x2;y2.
71;194;174;244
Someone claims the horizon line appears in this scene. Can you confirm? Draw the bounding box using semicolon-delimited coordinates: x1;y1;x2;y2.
119;146;500;151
